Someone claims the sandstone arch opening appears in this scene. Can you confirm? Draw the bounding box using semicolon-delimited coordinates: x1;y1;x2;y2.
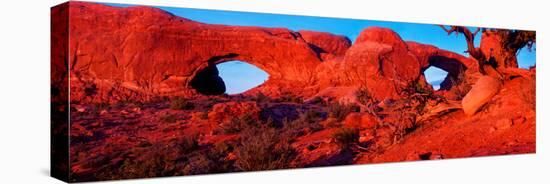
218;61;269;94
423;55;467;91
190;60;269;95
190;64;226;95
424;66;448;90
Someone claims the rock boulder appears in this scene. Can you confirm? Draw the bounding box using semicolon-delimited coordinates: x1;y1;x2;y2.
462;76;502;115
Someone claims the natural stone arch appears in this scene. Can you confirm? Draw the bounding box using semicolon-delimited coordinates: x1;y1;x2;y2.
407;41;479;92
62;2;351;102
188;53;271;96
423;55;468;90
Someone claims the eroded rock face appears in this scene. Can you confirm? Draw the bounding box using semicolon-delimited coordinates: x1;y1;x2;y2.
298;30;351;61
315;27;421;101
406;41;479;90
62;2;351;102
57;2;482;103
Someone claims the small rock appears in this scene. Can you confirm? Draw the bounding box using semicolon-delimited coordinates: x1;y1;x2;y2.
495;119;513;130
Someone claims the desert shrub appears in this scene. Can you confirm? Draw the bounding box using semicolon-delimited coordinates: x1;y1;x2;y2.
449;73;472;100
256;92;271;103
182;142;236;175
220;113;258;134
285;109;325;134
160;114;177;123
411;79;432;95
355;87;375;105
117;154;173;179
199;112;209;120
179;135;199;152
94;136;204;180
308;96;326;105
328;102;360;121
300;109;324;123
289;96;303;103
181;152;215;175
170;97;195;110
323;117;340;128
234;126;295;171
332;127;359;149
92;102;110;112
213;141;233;154
278;93;303;103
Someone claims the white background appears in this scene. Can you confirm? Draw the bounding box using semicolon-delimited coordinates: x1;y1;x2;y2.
0;0;548;183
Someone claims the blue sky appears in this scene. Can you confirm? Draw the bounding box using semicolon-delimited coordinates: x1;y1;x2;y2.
217;61;269;94
105;2;536;93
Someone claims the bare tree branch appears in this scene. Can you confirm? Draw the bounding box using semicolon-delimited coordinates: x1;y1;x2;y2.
472;27;481;37
438;25;487;74
439;25;453;35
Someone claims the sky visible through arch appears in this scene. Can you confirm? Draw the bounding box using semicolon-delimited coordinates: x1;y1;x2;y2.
105;2;536;93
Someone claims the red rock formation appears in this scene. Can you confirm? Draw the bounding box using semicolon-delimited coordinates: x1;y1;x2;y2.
60;2;351;103
462;76;502;116
298;30;351;61
55;3;536;181
311;28;482;102
56;2;488;103
406;41;480;91
315;27;421;101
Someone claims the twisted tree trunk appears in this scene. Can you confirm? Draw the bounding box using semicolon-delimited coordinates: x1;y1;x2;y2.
439;26;535;77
